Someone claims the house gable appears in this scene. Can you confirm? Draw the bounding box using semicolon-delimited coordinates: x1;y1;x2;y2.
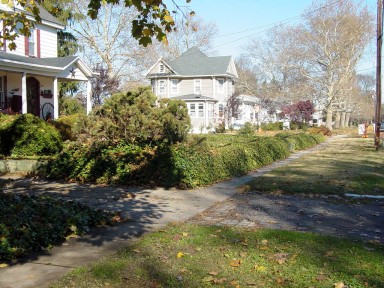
146;58;176;77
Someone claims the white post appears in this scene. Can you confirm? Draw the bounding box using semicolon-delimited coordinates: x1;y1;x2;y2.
53;77;59;119
86;80;92;115
21;72;27;114
205;101;209;130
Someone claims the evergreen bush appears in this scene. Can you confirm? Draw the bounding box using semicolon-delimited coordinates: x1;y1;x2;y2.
42;133;324;188
0;114;62;157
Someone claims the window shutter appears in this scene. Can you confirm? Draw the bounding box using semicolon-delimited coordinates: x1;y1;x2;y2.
24;36;29;56
36;29;40;58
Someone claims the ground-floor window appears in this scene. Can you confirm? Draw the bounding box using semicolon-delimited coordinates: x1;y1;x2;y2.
188;102;206;118
188;103;196;117
198;103;204;117
218;103;224;118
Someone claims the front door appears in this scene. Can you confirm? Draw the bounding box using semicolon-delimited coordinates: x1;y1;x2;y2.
27;77;40;116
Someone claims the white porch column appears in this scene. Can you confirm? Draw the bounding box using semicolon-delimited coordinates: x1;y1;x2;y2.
86;80;92;115
53;77;59;119
205;101;209;129
21;72;27;114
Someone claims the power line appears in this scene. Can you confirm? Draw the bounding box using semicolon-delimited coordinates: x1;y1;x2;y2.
215;0;344;39
209;0;348;52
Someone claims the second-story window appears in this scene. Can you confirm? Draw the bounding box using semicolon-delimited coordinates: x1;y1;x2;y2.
158;80;166;94
171;79;178;94
159;64;165;73
217;78;224;93
28;29;36;57
194;79;201;94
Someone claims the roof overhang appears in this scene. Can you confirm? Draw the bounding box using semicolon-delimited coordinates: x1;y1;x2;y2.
0;55;98;80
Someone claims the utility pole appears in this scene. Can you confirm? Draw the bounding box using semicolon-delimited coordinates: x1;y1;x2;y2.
375;0;383;150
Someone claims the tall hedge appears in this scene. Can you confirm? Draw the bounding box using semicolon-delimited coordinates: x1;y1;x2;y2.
0;114;62;157
42;133;325;188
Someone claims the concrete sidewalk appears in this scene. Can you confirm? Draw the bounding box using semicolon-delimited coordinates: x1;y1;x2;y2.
0;140;331;288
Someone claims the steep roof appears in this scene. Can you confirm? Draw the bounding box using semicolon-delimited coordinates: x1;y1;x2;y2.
0;3;64;28
166;47;235;77
35;4;65;27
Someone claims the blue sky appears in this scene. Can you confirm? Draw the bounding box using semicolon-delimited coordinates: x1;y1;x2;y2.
176;0;377;74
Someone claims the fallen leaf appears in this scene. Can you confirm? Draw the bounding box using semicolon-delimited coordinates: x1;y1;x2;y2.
261;239;268;245
179;268;187;273
229;259;241;267
254;265;267;272
177;252;184;258
272;253;289;264
230;280;239;285
334;282;345;288
209;271;219;276
195;247;202;252
132;249;140;253
0;263;9;268
202;276;215;282
182;232;188;237
316;274;327;281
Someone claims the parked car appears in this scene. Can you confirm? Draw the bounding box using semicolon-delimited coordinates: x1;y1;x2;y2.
380;123;384;132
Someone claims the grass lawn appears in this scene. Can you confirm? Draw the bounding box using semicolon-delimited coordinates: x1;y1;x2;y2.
50;224;384;288
243;135;384;196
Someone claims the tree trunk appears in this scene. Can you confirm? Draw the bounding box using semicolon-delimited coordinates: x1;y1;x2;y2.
340;111;346;128
334;111;341;129
326;106;333;130
346;113;351;127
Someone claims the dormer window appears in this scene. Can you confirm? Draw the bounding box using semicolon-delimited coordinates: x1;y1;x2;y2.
159;64;165;73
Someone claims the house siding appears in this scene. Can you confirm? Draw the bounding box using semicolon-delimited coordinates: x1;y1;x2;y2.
38;24;58;58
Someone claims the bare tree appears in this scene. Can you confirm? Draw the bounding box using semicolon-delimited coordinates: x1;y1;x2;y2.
144;13;219;62
69;1;148;85
243;0;373;130
294;0;373;129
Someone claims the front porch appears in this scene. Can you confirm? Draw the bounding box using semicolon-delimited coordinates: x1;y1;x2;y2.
0;53;96;119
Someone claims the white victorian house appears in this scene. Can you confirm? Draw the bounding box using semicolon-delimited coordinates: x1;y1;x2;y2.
146;47;238;133
0;3;96;120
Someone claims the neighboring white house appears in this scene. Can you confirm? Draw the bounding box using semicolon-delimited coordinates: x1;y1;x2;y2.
0;3;97;119
146;47;238;133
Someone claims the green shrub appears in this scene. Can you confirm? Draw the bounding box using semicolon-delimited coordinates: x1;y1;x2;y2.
261;122;283;131
60;96;85;115
82;87;190;146
238;122;255;136
0;114;62;157
275;132;325;151
42;133;324;188
50;113;87;141
215;122;226;133
0;190;111;262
